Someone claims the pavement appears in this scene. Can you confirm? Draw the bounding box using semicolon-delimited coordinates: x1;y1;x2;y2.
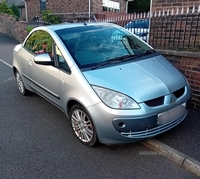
142;107;200;177
0;32;200;178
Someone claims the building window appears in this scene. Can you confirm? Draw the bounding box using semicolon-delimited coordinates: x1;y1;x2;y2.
40;0;46;11
103;0;120;12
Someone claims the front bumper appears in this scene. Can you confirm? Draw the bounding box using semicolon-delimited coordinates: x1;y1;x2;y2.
87;97;191;145
119;109;187;139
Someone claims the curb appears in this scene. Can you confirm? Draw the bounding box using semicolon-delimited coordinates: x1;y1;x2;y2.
141;139;200;178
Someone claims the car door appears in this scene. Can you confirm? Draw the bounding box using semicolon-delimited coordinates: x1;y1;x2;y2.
54;44;72;108
24;30;61;107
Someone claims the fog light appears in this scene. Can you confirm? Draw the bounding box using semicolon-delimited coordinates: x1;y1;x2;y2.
118;122;126;128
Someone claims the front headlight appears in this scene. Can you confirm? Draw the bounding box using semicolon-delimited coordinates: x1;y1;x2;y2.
92;86;140;109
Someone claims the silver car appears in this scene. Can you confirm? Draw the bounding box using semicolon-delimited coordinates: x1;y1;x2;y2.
13;22;192;146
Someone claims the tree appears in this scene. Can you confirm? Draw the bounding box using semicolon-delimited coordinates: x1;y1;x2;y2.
128;0;150;13
11;3;20;18
0;1;14;15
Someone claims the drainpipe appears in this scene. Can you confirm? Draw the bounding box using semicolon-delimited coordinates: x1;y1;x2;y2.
150;0;152;15
23;0;28;21
88;0;91;21
148;0;152;43
126;0;134;13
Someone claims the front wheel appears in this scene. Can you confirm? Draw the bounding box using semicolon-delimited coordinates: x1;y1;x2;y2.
15;70;29;96
69;104;98;146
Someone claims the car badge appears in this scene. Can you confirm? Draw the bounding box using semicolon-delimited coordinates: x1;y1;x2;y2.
170;95;176;103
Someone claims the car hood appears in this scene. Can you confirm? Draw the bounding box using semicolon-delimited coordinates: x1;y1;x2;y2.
83;55;186;102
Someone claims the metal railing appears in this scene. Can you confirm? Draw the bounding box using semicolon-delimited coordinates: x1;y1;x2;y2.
150;6;200;52
27;16;52;28
26;7;200;52
97;7;200;52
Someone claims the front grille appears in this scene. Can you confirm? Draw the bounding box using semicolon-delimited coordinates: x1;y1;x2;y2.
144;96;164;107
120;111;187;138
173;87;185;98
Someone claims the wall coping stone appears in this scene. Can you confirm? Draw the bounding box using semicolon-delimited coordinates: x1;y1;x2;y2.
157;49;200;59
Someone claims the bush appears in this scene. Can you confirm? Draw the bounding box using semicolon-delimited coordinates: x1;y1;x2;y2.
11;3;20;18
41;10;61;24
27;26;33;33
0;1;14;15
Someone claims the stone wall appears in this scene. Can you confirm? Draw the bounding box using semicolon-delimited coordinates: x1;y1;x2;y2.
0;13;27;43
158;50;200;110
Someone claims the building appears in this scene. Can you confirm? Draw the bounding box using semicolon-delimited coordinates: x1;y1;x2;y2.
0;0;129;21
0;0;25;19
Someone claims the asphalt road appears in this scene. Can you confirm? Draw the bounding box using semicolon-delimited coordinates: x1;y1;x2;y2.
0;33;19;65
0;32;199;178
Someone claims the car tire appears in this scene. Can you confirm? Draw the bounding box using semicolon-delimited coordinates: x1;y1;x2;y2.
15;70;29;96
69;104;97;146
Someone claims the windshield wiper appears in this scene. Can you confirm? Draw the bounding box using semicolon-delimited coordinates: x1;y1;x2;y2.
91;54;136;70
91;59;120;70
118;49;156;60
145;49;156;55
91;49;156;70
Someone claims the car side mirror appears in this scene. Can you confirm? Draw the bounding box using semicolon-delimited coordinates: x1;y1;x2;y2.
34;53;54;65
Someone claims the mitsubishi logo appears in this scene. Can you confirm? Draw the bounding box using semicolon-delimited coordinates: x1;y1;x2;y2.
170;95;176;103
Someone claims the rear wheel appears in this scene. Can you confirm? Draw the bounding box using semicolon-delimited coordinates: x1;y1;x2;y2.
69;104;97;146
15;71;29;96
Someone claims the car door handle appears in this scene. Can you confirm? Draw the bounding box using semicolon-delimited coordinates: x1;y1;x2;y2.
61;79;65;84
28;60;33;66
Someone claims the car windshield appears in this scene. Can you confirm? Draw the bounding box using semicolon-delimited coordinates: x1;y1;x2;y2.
55;24;152;69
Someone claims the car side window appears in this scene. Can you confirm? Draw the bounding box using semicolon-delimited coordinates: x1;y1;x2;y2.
55;45;70;73
24;30;53;59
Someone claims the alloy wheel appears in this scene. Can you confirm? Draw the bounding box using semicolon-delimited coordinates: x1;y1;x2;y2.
70;105;97;146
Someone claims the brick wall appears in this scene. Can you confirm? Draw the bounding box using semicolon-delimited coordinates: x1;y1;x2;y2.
47;0;126;14
92;0;104;13
47;0;89;14
0;13;27;43
26;0;40;21
23;0;127;22
158;50;200;110
152;0;200;12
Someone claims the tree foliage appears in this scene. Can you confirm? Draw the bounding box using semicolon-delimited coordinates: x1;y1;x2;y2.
41;10;61;24
128;0;150;13
11;3;20;17
0;1;14;15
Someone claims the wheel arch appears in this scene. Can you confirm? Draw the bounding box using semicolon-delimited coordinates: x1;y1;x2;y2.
67;99;78;117
66;99;86;118
12;66;17;75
